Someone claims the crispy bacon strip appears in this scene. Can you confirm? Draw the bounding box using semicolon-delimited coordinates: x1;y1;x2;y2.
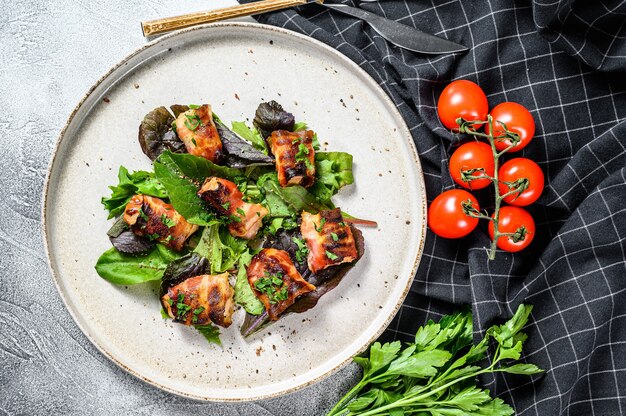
300;208;358;274
247;248;315;320
161;273;234;328
174;104;222;162
123;194;198;251
197;177;268;239
267;130;316;188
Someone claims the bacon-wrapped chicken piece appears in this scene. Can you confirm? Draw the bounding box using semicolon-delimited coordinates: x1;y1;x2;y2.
174;104;222;162
161;272;234;328
300;209;358;274
123;194;198;251
267;130;316;188
197;177;268;239
247;248;316;320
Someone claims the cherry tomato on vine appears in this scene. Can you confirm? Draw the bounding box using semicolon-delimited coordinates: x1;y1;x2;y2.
437;80;489;130
498;158;544;206
449;141;495;190
487;102;535;152
428;189;480;239
488;206;535;252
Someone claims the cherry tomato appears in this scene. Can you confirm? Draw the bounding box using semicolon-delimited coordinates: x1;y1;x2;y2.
449;141;495;190
437;80;489;130
488;206;535;252
498;158;544;206
487;102;535;152
428;189;480;239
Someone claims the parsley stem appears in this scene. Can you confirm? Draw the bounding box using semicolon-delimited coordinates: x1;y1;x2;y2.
354;369;491;416
327;380;369;416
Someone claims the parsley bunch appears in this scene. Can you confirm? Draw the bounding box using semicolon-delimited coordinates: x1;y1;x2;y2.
327;304;543;416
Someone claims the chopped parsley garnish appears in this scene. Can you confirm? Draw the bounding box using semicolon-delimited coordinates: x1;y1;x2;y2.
236;207;246;217
184;113;202;131
326;250;339;260
295;142;313;169
191;138;197;147
292;237;310;263
221;202;230;210
171;121;177;132
254;272;288;304
315;218;326;232
147;233;160;241
192;306;205;323
331;232;339;242
161;214;176;228
167;298;174;306
164;235;173;243
175;292;192;320
230;214;242;223
139;207;149;222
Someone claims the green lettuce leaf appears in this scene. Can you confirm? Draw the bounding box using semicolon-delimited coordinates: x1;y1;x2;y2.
308;152;354;204
258;172;331;217
95;244;181;285
195;324;221;346
194;224;247;274
101;166;167;219
231;121;268;154
233;250;265;315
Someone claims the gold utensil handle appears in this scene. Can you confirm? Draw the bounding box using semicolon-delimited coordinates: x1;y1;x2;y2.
142;0;322;37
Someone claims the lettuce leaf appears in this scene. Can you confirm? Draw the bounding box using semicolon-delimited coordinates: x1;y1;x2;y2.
233;250;265;315
308;152;354;204
101;166;167;219
257;172;331;216
194;224;247;274
195;324;221;346
231;121;268;154
95;244;181;285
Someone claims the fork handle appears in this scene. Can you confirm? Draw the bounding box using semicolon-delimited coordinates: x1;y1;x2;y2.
142;0;323;37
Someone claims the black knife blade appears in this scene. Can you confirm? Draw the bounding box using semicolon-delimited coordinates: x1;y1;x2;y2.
322;3;467;54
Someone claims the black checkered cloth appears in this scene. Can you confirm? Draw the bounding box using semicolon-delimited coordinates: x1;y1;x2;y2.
241;0;626;414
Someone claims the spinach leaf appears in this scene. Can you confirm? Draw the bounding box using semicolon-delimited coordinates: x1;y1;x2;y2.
194;224;247;274
153;151;241;225
101;166;167;219
95;244;181;285
233;250;265;315
231;121;269;154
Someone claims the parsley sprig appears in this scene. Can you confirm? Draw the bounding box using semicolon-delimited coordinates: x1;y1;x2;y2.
292;237;310;263
327;304;543;416
254;271;289;304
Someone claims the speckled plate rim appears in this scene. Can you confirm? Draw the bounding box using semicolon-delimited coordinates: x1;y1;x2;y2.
41;21;427;402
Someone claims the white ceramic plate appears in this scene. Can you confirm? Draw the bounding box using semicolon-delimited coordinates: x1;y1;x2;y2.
43;22;426;401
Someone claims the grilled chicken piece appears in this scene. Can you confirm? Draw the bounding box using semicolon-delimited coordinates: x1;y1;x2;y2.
123;194;198;251
300;209;358;274
267;130;316;188
174;104;222;162
161;273;234;328
197;177;268;240
247;248;316;320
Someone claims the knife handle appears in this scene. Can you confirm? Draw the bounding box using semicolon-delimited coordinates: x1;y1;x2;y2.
142;0;323;37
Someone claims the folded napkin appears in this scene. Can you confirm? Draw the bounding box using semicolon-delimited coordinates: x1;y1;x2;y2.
242;0;626;413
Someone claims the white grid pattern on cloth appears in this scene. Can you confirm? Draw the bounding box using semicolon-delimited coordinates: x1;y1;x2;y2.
242;0;626;414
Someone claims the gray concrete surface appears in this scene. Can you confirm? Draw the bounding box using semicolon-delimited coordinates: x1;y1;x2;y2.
0;1;360;414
